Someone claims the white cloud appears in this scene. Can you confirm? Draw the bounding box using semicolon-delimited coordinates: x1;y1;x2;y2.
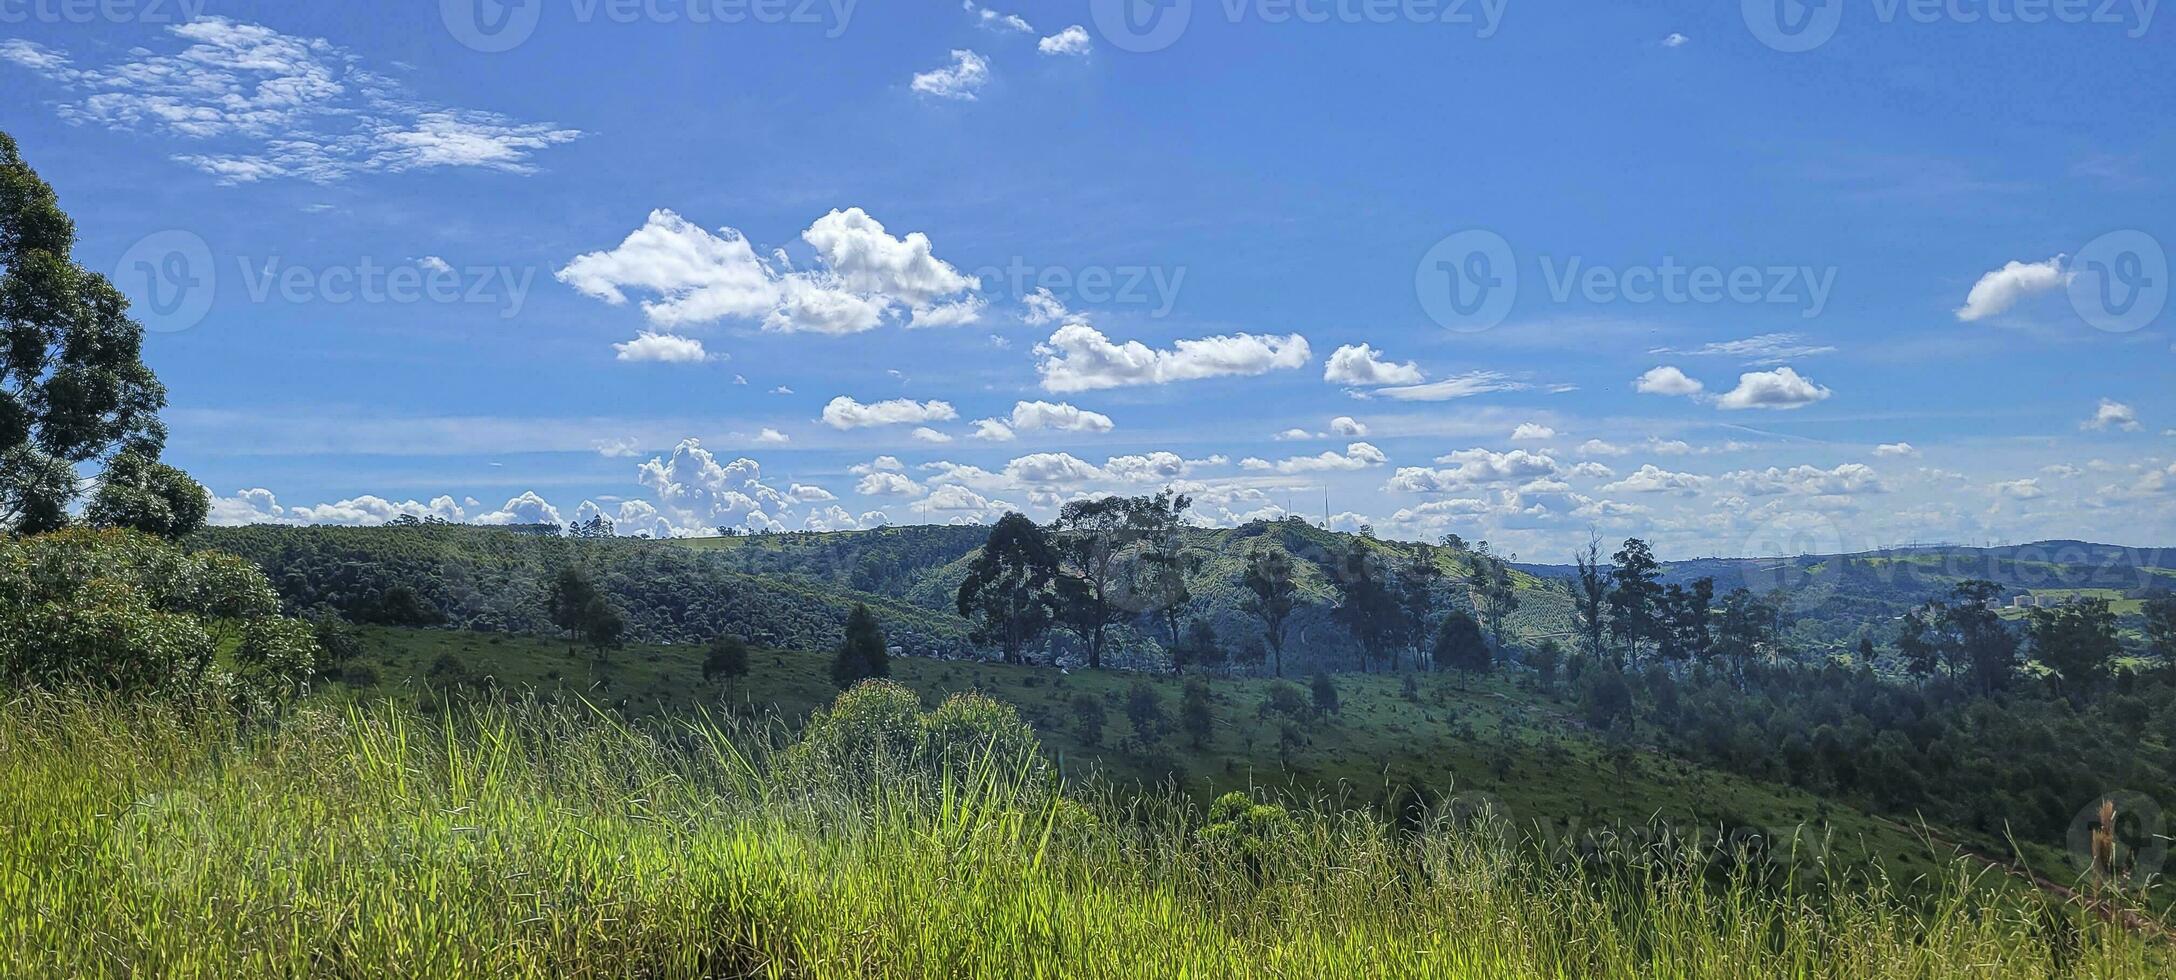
1568;461;1616;480
1330;416;1369;437
1510;423;1556;441
1021;287;1071;325
415;255;452;274
1385;449;1559;492
969;419;1017;441
1578;439;1627;457
911;427;954;443
1650;333;1837;365
1956;255;2067;321
789;483;837;502
1874;442;1920;458
1714;366;1831;410
1369;371;1527;402
755;427;790;445
474;491;563;527
636;440;794;532
1007;400;1116;433
1250;442;1389;474
1993;478;2047;500
558;207;977;335
1634;365;1704;397
1035;324;1311;392
1603;464;1707;495
1662;32;1689;47
912;484;1018;523
857;471;925;496
2083;398;2142;431
594;437;642;458
2;21;580;183
821;396;959;429
1039;25;1093;56
1274;428;1316;441
964;1;1034;32
912;49;991;101
613;331;711;363
1323;343;1425;386
1725;463;1887;496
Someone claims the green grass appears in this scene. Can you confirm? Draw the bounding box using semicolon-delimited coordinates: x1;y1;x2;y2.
3;687;2162;978
343;627;2049;894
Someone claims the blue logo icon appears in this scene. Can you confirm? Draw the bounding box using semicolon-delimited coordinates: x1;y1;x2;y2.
1090;0;1192;53
1416;230;1516;332
114;231;214;334
2068;230;2166;334
443;0;543;53
1743;0;1843;53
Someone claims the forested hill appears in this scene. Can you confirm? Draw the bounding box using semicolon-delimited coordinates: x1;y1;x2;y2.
192;518;1575;671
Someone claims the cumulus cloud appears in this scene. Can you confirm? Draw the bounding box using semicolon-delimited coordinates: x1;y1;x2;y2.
1384;449;1559;493
1510;423;1556;441
1005;400;1116;433
911;427;954;444
1993;478;2047;500
1634;365;1704;397
1956;255;2068;321
821;396;959;429
635;440;795;533
612;331;711;363
1330;416;1369;437
0;21;580;183
1874;442;1920;458
2083;398;2141;431
1714;366;1831;410
1034;324;1311;392
558;207;978;335
970;419;1018;442
475;491;563;527
1323;343;1424;386
1039;25;1092;56
1245;442;1389;474
1725;463;1886;496
912;49;991;101
1578;439;1628;457
1603;464;1707;495
963;1;1034;32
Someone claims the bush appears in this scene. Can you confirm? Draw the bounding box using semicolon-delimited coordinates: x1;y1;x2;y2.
0;528;317;710
784;681;1047;792
1070;693;1107;747
1310;672;1340;717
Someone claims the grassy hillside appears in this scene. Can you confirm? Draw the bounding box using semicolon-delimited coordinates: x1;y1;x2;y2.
341;625;2033;893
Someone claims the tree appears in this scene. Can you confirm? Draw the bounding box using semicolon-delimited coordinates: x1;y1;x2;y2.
1;133;181;534
1579;665;1633;731
1129;490;1199;668
1070;693;1107;747
1945;580;2018;695
830;603;889;687
2028;597;2120;701
568;515;616;539
1050;496;1140;669
955;512;1059;664
2143;593;2176;660
1896;609;1939;683
1174;617;1224;674
546;567;620;659
1330;538;1401;672
1433;608;1492;683
84;450;208;539
1607;538;1664;663
1396;544;1445;667
1856;635;1877;668
1309;671;1341;717
1124;681;1168;744
1467;540;1521;651
1530;638;1563;690
703;633;751;694
1715;587;1771;680
1573;534;1610;663
1180;677;1213;748
1242;544;1299;678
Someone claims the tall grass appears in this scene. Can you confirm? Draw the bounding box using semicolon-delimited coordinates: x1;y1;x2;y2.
0;686;2161;979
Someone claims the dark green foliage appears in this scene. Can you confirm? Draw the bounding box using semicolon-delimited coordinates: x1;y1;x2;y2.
1607;538;1664;662
1579;665;1633;731
1329;538;1401;672
1070;692;1107;746
0;528;316;709
1124;680;1167;744
1309;671;1340;716
1432;609;1491;679
1180;677;1213;747
1467;540;1520;650
1241;544;1299;677
1572;535;1609;661
2027;597;2120;698
546;567;622;660
1050;496;1140;669
0;132;181;534
2147;593;2176;659
955;512;1058;664
1529;639;1563;690
85;450;208;539
1259;681;1311;722
830;603;889;687
703;633;751;689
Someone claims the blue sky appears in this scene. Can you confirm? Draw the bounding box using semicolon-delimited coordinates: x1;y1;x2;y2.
3;0;2171;560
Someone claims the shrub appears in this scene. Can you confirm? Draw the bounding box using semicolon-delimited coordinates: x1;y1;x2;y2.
1070;693;1107;747
1310;672;1340;717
